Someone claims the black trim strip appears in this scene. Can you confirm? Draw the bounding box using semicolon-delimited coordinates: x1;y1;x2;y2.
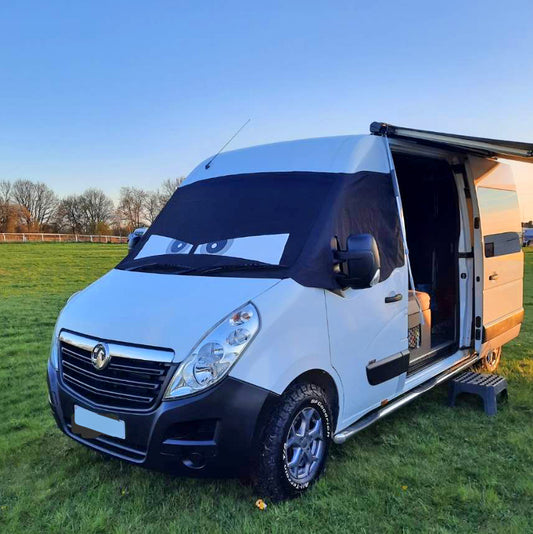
63;374;154;403
458;251;474;258
366;351;410;386
484;232;521;257
406;341;457;377
62;360;159;389
369;122;533;163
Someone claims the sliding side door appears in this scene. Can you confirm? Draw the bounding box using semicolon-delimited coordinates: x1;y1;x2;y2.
468;156;524;351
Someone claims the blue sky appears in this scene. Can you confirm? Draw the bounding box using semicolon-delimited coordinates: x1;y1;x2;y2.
1;1;532;217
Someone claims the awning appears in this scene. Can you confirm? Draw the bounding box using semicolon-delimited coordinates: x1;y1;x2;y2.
370;122;533;163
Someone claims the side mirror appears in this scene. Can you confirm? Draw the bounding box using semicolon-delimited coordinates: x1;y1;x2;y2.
128;228;147;252
335;234;381;289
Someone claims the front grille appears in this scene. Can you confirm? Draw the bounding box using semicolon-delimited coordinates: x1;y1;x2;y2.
59;337;173;411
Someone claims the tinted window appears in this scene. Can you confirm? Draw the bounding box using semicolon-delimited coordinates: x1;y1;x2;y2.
333;172;404;281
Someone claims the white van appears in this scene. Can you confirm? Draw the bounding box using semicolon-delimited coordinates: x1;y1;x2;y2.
47;123;530;501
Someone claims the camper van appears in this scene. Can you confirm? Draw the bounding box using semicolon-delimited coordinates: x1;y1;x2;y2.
47;123;530;501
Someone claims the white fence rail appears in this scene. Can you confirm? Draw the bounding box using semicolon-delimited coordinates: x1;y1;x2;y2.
1;233;128;244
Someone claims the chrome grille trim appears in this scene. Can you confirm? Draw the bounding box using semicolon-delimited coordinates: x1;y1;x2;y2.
59;330;175;363
58;330;176;411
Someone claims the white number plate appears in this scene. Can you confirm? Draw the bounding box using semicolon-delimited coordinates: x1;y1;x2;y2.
73;405;125;439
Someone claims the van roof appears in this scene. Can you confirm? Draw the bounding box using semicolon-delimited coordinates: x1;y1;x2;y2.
184;123;533;186
184;135;390;185
370;122;533;163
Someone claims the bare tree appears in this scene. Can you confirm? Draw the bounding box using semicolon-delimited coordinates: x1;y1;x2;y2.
12;179;57;230
80;188;114;233
3;176;185;235
0;181;12;231
55;195;86;233
118;187;147;232
34;182;57;228
56;189;114;234
144;190;163;225
140;177;184;226
11;180;33;229
159;177;184;205
0;180;11;204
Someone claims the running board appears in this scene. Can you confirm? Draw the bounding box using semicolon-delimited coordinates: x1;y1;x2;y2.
333;352;480;444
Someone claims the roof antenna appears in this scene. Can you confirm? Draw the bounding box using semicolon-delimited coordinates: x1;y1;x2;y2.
205;118;251;169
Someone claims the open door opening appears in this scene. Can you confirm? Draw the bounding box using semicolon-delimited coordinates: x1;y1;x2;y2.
392;152;461;370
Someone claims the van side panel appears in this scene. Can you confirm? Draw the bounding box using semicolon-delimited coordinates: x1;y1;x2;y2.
229;279;344;424
470;157;524;350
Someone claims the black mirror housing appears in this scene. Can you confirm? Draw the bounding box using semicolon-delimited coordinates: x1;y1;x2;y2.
335;234;380;289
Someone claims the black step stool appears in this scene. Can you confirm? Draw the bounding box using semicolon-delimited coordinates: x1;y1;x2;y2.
448;372;508;416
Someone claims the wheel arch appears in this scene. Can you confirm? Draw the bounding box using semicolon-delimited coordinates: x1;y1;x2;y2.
251;368;341;455
286;369;340;427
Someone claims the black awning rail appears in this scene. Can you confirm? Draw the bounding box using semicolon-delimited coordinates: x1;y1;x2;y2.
370;122;533;163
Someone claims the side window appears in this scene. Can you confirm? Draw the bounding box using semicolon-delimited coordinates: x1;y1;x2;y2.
477;187;522;257
335;172;404;282
484;232;521;257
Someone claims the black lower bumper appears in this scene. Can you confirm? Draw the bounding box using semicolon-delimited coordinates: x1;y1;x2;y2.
47;362;277;477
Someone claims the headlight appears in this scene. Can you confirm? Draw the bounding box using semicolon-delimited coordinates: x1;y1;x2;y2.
164;303;260;399
49;330;59;370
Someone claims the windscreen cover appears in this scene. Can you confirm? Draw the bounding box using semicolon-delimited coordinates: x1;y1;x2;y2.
117;171;404;289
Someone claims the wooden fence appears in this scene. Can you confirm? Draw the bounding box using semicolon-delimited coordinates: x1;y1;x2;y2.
0;233;128;244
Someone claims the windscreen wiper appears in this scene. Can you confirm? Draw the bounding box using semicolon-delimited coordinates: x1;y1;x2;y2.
125;262;284;275
179;263;284;275
124;262;192;274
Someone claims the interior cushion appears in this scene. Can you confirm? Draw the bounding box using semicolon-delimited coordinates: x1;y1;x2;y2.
408;290;431;313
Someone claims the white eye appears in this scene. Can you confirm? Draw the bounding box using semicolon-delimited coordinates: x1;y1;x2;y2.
198;239;233;255
135;235;193;260
194;234;289;264
166;239;193;254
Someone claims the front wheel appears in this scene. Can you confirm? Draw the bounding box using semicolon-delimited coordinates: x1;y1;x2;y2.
252;383;332;502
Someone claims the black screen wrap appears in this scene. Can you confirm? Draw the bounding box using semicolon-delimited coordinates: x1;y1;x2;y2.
117;171;404;289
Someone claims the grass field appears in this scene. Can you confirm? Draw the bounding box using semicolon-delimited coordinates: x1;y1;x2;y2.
0;243;532;533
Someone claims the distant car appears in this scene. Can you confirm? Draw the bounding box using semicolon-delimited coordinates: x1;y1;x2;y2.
523;228;533;247
127;227;148;251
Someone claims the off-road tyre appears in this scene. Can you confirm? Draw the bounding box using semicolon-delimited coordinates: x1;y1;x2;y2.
252;383;332;502
475;346;502;373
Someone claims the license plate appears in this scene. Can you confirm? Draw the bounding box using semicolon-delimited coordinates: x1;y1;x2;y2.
73;405;125;439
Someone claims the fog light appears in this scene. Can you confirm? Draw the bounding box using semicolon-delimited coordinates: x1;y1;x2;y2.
182;452;206;470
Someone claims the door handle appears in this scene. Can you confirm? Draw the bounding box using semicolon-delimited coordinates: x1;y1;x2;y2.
489;273;499;281
385;293;403;303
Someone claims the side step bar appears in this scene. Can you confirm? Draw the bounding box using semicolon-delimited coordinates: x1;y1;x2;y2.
333;352;480;444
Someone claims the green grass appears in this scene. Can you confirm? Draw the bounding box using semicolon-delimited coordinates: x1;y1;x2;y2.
1;243;532;533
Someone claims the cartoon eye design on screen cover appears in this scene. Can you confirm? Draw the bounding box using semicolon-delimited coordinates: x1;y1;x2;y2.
166;239;193;254
197;239;234;255
194;234;290;264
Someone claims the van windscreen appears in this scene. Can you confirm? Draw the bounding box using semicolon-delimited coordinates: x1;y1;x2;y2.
116;172;338;280
117;169;403;289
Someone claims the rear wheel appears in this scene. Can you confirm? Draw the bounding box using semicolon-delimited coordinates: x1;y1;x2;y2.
476;346;502;373
252;383;332;502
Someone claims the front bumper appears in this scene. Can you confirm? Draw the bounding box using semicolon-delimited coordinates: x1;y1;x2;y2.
47;362;277;477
